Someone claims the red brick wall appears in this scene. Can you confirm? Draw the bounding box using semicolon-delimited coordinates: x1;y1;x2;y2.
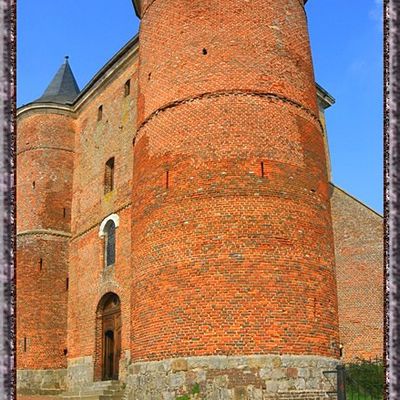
330;185;383;361
17;112;75;232
131;0;340;361
66;55;138;370
17;235;69;369
17;111;75;369
137;0;317;125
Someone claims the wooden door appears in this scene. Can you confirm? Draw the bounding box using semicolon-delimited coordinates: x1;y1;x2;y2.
101;296;121;381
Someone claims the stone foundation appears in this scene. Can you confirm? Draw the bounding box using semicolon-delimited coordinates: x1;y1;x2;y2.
17;368;67;395
124;355;338;400
66;352;131;390
66;356;94;389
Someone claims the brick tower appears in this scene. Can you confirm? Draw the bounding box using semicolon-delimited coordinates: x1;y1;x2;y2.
16;58;78;394
129;0;340;398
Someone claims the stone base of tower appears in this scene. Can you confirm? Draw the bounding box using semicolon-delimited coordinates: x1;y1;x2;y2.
65;352;131;390
17;368;67;395
124;355;338;400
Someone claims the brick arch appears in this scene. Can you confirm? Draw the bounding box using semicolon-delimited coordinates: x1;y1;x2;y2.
94;292;122;381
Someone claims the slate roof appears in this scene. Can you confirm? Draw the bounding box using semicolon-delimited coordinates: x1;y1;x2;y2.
34;57;80;104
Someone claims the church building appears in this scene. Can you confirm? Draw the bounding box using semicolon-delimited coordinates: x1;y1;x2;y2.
16;1;383;399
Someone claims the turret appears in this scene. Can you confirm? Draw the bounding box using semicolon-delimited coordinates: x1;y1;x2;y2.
16;57;78;395
129;1;340;398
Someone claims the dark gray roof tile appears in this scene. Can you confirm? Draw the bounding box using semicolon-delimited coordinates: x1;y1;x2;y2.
34;57;80;104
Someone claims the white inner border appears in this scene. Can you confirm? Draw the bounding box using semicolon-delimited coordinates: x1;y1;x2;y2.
99;213;120;238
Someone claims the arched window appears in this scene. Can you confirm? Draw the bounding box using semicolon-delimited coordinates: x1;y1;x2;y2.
99;214;119;268
104;220;116;267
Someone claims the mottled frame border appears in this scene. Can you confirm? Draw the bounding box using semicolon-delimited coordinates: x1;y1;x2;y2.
0;1;394;400
0;0;15;399
387;0;400;399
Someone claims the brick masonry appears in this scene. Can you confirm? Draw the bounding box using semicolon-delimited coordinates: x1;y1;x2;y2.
16;0;383;396
17;110;74;383
330;185;383;362
131;0;340;361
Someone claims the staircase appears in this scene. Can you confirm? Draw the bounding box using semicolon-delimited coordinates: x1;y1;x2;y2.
60;380;125;400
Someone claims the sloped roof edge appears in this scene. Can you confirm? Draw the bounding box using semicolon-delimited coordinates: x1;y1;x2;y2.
73;34;139;105
18;35;139;114
330;182;383;218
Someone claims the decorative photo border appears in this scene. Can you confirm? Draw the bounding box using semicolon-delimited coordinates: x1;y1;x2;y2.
0;0;15;399
0;0;396;399
386;0;400;399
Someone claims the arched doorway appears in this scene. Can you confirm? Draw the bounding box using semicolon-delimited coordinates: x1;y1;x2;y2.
96;293;121;381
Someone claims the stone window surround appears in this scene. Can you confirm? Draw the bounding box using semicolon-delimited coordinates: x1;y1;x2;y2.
99;214;120;238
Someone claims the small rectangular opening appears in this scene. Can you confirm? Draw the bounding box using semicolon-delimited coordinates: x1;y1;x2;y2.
32;181;35;189
66;277;69;290
63;208;66;218
165;170;169;189
261;162;265;178
97;105;103;121
39;258;43;271
104;157;115;194
23;337;27;352
124;79;131;97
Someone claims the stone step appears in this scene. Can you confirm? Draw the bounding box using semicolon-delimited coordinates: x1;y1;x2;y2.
62;389;123;397
60;381;124;400
61;394;123;400
92;380;120;387
38;389;64;395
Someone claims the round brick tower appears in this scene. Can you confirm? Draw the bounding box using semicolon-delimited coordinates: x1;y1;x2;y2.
130;0;340;398
16;59;78;395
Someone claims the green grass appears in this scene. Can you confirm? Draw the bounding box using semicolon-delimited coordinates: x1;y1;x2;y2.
346;392;383;400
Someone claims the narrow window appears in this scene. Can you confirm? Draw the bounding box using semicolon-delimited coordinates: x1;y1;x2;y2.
66;277;69;290
63;208;67;218
32;181;35;189
63;348;68;356
165;170;169;189
23;337;27;352
261;162;265;178
124;79;131;96
104;157;115;194
39;258;43;271
104;220;116;267
97;105;103;121
313;297;317;319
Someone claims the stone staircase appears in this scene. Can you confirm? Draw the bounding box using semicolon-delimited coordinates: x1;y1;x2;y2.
60;380;125;400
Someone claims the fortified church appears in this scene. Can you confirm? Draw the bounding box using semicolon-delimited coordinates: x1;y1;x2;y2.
16;1;383;399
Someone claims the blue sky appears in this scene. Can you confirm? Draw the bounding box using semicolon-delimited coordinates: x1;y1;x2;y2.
17;0;383;214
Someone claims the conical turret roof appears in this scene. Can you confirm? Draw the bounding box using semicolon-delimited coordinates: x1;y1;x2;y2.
35;56;80;104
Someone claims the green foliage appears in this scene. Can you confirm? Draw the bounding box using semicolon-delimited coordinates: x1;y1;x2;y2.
345;358;384;399
191;383;200;394
176;396;190;400
175;383;201;400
